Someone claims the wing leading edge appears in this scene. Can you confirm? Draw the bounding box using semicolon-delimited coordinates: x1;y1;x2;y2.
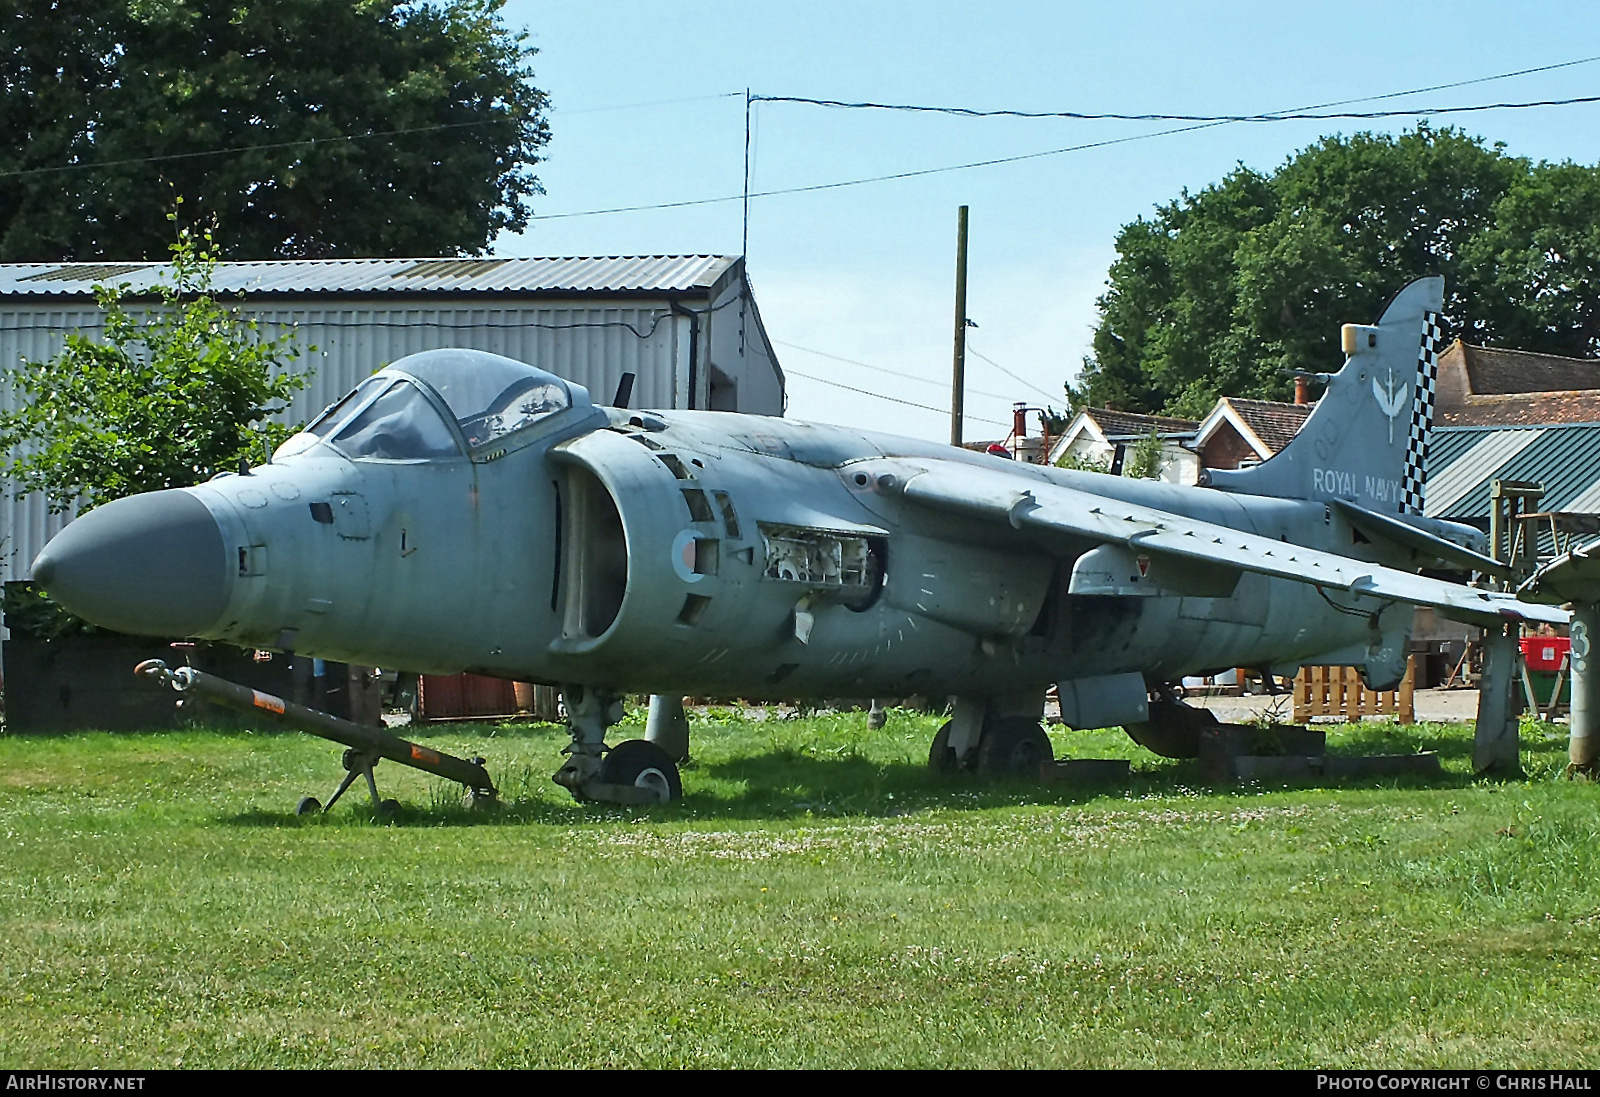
893;463;1566;627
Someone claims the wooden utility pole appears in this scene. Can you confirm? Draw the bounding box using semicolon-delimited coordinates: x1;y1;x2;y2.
950;205;969;447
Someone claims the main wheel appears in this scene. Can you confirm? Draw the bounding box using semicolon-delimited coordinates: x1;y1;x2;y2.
928;720;962;774
600;739;682;803
975;716;1053;778
295;796;322;816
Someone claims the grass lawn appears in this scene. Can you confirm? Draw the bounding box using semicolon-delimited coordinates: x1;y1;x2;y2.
1;707;1597;1068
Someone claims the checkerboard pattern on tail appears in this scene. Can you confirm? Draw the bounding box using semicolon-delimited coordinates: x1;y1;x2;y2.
1400;310;1445;516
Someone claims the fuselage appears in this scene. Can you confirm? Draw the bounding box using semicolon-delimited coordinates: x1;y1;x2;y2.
89;448;1392;696
33;349;1427;703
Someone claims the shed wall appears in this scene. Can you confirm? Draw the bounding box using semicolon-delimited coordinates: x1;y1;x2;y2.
0;296;685;585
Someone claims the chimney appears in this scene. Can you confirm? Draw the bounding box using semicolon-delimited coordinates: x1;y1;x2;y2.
1294;375;1309;405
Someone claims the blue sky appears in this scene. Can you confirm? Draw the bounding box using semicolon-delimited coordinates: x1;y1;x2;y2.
497;1;1600;440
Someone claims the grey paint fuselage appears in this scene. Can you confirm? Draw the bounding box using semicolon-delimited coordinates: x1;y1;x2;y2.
186;405;1391;700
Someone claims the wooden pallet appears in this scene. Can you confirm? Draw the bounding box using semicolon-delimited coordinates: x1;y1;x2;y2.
1292;656;1416;724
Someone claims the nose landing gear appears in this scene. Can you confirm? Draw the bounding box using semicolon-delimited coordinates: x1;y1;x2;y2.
553;686;683;805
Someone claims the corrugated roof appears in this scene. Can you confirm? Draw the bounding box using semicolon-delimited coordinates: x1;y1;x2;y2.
0;255;739;297
1425;424;1600;521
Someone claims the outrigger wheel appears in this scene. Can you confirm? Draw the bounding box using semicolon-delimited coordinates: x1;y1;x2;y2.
598;739;682;804
1122;690;1221;759
928;721;960;774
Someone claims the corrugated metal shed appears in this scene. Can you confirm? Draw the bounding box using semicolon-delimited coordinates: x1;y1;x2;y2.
0;255;785;590
1424;423;1600;522
0;255;739;298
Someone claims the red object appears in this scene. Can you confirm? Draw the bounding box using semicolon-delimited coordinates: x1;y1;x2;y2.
1520;636;1570;672
416;673;521;722
986;443;1013;458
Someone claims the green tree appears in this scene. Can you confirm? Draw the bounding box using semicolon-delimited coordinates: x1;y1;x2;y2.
0;0;550;261
1074;126;1600;417
1122;428;1165;480
0;208;306;512
1461;161;1600;355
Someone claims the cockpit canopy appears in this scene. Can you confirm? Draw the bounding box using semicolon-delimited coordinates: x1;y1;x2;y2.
291;349;591;461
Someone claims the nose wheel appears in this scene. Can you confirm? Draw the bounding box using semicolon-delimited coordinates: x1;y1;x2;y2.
553;686;684;804
598;740;682;803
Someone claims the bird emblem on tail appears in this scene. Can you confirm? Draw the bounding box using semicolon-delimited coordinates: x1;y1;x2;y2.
1372;366;1409;444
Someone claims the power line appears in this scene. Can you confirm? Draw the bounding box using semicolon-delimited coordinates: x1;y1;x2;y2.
754;53;1600;121
1290;54;1600;108
752;92;1600;123
532;55;1600;221
965;344;1062;405
531;96;1599;221
528;124;1219;219
785;368;1006;426
0;118;526;181
556;91;743;116
774;339;1011;400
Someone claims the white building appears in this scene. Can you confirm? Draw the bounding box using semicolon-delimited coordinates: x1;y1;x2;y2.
0;255;785;587
1047;407;1201;485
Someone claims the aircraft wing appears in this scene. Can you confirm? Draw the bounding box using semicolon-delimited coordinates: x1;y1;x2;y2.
895;463;1567;627
1519;538;1600;605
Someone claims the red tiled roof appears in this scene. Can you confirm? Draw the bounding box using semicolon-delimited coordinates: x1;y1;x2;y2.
1085;408;1198;439
1438;341;1600;426
1223;398;1312;453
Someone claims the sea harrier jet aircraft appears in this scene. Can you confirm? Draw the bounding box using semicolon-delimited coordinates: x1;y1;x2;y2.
33;277;1562;803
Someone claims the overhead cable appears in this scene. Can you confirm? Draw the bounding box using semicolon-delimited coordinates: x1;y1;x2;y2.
0;118;524;181
785;369;1006;426
774;339;1011;400
751;92;1600;123
965;344;1062;405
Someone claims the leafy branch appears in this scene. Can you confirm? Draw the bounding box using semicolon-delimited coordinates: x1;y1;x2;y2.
0;206;309;514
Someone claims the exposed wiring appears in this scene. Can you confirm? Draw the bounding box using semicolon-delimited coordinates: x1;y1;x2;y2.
1315;584;1382;618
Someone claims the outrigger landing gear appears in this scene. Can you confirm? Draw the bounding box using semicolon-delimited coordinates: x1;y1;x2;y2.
1122;687;1219;759
308;748;404;818
552;686;682;805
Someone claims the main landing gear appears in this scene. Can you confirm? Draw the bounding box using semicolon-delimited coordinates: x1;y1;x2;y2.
928;696;1055;778
552;686;683;805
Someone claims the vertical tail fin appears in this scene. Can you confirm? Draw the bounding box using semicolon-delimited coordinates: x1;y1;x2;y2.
1205;276;1447;515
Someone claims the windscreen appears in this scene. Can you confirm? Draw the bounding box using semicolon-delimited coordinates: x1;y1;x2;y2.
389;349;577;450
327;380;462;461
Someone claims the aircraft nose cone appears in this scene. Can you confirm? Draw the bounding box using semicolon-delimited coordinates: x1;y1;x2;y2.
31;490;230;636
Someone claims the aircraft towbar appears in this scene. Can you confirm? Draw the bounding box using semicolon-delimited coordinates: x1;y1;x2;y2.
134;659;497;812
